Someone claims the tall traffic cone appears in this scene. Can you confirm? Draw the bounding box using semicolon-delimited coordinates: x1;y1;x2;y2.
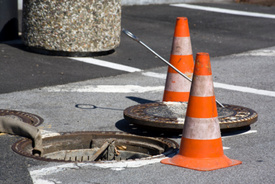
163;17;194;102
161;53;242;171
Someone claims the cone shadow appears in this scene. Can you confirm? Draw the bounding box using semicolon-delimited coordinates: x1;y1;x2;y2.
126;96;158;104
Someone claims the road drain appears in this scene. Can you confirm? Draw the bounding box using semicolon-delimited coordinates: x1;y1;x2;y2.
12;131;178;162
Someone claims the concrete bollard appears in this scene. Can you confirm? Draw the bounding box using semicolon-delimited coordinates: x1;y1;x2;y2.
22;0;121;56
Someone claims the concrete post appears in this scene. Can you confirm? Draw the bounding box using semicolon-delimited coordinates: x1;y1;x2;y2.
22;0;121;56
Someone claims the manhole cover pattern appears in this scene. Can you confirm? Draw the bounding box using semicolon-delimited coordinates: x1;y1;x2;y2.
144;103;235;119
123;102;258;130
12;131;179;163
0;109;43;127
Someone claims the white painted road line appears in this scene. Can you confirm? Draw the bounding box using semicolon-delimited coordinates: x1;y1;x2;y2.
70;57;275;97
142;71;167;79
170;3;275;19
214;82;275;97
30;163;78;184
29;156;171;183
142;72;275;98
222;130;257;139
235;49;275;56
43;85;164;93
70;57;142;73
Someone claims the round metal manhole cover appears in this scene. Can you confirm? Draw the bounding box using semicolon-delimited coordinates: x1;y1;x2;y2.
0;109;43;127
123;102;258;131
12;131;179;163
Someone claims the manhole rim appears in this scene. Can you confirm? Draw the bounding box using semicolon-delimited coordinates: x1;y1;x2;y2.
12;131;179;163
0;109;44;127
123;102;258;130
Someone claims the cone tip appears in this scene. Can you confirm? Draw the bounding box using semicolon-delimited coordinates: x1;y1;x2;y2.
177;17;188;21
196;52;209;57
174;17;190;37
194;52;212;75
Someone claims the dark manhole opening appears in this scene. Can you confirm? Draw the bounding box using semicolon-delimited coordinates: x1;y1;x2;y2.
12;131;179;162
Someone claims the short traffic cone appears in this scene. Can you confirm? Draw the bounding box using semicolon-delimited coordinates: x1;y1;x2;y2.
161;52;242;171
163;17;194;102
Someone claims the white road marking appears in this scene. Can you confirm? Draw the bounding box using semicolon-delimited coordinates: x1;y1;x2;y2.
222;130;257;139
43;82;275;97
214;82;275;97
68;57;275;97
29;143;232;184
142;71;167;79
235;49;275;56
170;3;275;19
43;84;164;93
70;57;142;73
145;72;275;97
29;156;169;183
142;72;275;98
30;163;78;184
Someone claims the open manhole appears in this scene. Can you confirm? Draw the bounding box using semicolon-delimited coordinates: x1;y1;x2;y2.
0;109;43;127
12;131;178;162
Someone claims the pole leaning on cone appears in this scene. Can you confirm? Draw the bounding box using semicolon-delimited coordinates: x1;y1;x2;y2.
122;28;225;108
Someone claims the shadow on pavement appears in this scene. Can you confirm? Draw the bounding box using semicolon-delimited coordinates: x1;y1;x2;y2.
115;119;182;138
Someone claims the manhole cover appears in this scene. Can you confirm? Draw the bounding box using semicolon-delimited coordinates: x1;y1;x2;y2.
0;109;43;127
123;102;258;131
12;131;178;162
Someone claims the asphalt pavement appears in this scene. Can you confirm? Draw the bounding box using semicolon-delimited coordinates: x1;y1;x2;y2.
0;2;275;184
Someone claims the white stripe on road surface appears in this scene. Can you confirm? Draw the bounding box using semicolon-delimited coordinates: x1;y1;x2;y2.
170;3;275;19
142;71;167;79
222;130;257;139
214;82;275;97
70;57;142;73
29;156;171;183
70;57;275;97
143;72;275;98
43;85;164;93
235;49;275;56
30;163;79;184
29;144;226;184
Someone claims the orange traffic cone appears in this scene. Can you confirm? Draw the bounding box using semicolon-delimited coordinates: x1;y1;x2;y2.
163;17;194;102
161;52;242;171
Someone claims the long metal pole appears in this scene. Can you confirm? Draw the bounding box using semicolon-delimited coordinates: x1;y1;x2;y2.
122;28;224;108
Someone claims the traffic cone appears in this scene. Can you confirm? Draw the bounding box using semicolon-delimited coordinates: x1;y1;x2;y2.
161;52;242;171
163;17;194;102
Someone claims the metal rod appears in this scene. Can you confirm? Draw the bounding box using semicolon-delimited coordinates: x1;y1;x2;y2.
122;29;192;82
122;28;224;108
